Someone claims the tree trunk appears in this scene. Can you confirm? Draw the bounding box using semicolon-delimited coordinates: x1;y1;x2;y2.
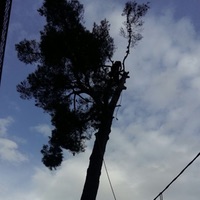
80;71;129;200
80;110;113;200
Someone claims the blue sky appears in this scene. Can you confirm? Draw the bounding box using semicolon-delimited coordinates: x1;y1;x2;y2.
1;0;200;199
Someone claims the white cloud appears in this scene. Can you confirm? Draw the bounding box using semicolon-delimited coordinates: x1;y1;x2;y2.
0;117;27;163
0;138;27;162
31;154;89;200
31;124;52;137
0;117;13;136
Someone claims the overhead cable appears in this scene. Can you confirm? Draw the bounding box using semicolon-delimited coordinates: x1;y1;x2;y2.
153;152;200;200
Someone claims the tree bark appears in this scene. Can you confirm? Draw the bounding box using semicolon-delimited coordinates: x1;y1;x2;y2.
80;113;113;200
80;71;129;200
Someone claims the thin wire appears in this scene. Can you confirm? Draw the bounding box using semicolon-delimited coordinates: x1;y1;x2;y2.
102;92;123;199
103;158;117;200
95;133;117;200
153;152;200;200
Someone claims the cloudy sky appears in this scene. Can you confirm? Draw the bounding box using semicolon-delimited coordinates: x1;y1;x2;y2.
1;0;200;199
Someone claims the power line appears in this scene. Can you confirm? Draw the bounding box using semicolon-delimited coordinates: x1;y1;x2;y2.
153;152;200;200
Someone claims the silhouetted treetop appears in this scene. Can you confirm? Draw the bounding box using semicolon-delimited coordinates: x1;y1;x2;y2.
16;0;116;169
16;0;149;172
38;0;84;28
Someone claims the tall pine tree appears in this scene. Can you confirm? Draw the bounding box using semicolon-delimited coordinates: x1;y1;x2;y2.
16;1;149;199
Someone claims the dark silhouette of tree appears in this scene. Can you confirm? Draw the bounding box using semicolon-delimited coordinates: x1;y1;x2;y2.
15;0;149;199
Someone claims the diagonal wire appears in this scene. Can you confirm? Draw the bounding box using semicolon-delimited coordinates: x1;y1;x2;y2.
95;133;117;200
153;152;200;200
103;158;117;200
